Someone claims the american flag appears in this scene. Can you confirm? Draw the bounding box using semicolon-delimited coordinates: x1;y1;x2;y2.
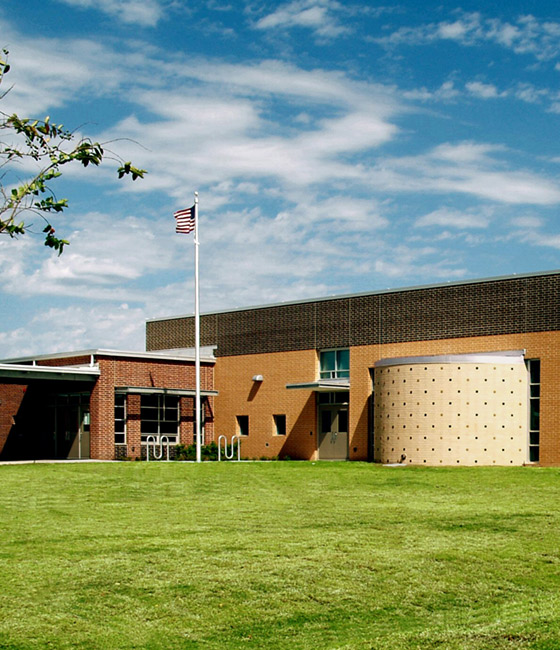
174;205;195;234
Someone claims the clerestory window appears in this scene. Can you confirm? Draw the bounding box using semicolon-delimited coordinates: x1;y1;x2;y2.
320;349;349;379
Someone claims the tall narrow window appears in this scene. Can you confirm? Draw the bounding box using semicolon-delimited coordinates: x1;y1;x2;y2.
114;393;126;444
141;394;179;444
320;349;349;379
273;414;286;436
237;415;249;437
527;359;540;462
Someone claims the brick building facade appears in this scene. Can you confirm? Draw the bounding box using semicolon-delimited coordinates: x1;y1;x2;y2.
0;350;216;461
146;270;560;466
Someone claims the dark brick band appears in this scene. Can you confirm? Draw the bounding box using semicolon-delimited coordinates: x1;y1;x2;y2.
146;272;560;357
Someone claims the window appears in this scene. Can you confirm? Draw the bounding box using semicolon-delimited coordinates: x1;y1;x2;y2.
320;349;349;379
114;393;126;444
273;414;286;436
140;394;179;443
527;359;540;462
318;392;349;405
237;415;249;437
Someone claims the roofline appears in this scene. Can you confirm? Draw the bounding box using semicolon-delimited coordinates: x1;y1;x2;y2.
374;350;526;368
146;268;560;323
0;348;216;365
0;363;100;381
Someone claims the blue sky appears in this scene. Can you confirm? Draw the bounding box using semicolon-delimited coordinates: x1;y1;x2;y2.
1;0;560;357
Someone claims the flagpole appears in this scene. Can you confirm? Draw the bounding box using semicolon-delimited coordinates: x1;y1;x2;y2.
194;191;201;464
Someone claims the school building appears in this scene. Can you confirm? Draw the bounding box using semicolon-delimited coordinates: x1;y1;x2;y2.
146;269;560;466
0;349;216;461
1;269;557;465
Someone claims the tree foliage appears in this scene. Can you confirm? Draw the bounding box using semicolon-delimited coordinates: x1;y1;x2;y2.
0;49;146;254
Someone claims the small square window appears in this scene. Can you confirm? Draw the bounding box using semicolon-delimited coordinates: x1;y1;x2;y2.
237;415;249;437
273;414;286;436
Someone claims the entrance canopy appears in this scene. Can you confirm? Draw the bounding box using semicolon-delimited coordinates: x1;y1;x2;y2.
115;386;218;397
286;378;350;392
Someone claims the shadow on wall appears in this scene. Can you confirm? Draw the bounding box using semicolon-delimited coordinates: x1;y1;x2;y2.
352;393;371;462
0;385;52;460
278;394;316;460
247;381;262;402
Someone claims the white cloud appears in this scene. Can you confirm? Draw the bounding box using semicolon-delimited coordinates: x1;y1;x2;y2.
373;248;467;281
0;304;147;357
371;143;560;205
0;24;130;115
416;207;491;229
96;61;401;194
514;83;549;104
465;81;505;99
403;80;460;102
377;11;560;63
511;217;560;250
430;142;502;164
254;0;349;39
55;0;165;26
511;216;543;228
0;211;177;301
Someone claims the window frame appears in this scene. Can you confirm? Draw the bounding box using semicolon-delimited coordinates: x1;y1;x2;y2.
273;414;286;436
236;415;249;437
527;359;540;463
140;394;180;444
114;393;127;445
319;348;350;379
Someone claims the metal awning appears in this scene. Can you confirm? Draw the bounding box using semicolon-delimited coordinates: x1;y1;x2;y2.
0;363;100;382
286;379;350;392
115;386;219;397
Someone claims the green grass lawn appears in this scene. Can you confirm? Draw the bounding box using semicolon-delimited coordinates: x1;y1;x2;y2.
0;462;559;649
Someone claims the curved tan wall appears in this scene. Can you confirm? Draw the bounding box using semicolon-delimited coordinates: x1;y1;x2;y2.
373;355;528;466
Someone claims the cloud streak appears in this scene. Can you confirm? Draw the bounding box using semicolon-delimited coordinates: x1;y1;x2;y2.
376;11;560;63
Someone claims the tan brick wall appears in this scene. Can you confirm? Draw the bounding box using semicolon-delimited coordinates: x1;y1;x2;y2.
350;331;560;466
374;360;527;466
215;349;318;460
213;331;560;465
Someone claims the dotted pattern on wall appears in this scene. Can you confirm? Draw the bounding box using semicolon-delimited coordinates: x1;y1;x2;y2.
373;362;528;466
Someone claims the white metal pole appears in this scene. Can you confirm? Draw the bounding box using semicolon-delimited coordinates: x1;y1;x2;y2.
194;191;201;463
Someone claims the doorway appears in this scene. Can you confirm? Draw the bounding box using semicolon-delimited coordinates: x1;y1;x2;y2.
318;401;348;460
53;394;91;459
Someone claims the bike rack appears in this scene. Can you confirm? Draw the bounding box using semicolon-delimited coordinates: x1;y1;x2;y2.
218;435;241;461
146;435;170;461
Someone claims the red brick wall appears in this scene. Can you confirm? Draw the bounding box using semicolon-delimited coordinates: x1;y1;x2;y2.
0;383;26;455
89;356;215;460
0;354;215;461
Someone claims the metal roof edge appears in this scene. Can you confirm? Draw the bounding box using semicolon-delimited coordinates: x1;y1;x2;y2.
146;268;560;323
374;350;527;368
0;348;216;365
0;363;101;380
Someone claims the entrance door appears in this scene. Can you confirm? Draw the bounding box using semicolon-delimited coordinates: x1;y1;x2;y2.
65;407;81;459
318;406;348;460
56;402;91;459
